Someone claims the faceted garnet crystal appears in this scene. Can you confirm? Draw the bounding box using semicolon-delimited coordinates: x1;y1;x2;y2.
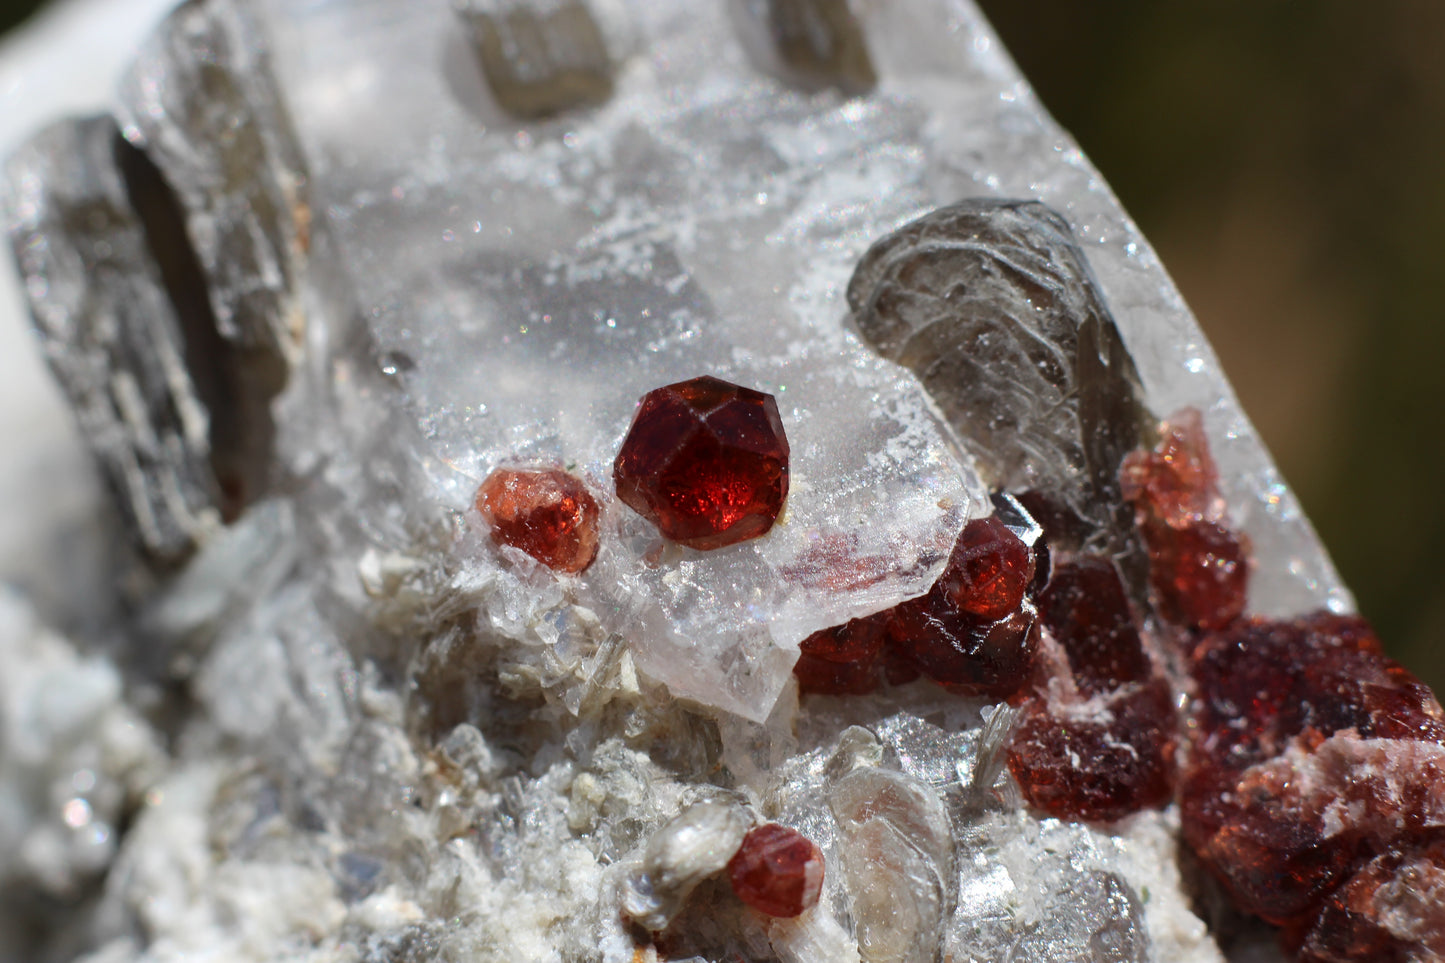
792;504;1045;700
794;615;888;696
886;512;1040;697
475;468;601;574
932;514;1033;622
1122;408;1249;632
613;376;789;550
726;823;824;918
1008;679;1177;823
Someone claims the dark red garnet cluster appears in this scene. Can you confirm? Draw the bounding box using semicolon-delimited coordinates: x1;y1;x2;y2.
1123;410;1445;962
475;374;1445;959
473;375;789;572
793;493;1044;700
1005;554;1178;822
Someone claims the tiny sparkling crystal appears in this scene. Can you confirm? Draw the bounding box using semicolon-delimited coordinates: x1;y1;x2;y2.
613;376;789;550
475;468;601;574
726;823;824;918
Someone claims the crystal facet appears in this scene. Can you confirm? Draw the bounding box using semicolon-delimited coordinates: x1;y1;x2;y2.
727;823;825;918
475;467;601;573
1125;409;1250;632
614;376;790;550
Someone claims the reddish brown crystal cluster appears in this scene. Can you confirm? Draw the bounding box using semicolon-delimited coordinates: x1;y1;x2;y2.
475;467;601;573
1121;409;1445;960
1182;614;1445;961
793;496;1043;700
1121;408;1249;632
1006;556;1178;822
614;376;789;550
727;823;825;918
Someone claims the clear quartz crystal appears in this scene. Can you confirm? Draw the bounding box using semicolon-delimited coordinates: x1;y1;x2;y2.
0;0;1359;961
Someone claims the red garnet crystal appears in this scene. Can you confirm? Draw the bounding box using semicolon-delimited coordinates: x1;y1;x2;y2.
889;600;1037;698
613;376;789;550
1039;556;1151;697
934;515;1033;622
1119;407;1225;528
1007;553;1177;822
1299;838;1445;963
1181;611;1445;958
1007;679;1177;823
794;615;888;695
884;514;1039;697
791;508;1043;699
1122;409;1249;633
475;468;601;574
727;823;824;918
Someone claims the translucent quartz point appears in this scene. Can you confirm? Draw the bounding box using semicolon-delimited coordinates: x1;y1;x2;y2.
455;0;615;118
848;200;1151;555
240;0;983;722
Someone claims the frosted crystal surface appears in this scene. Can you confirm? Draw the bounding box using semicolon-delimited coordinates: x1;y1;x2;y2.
0;0;1366;960
251;0;986;719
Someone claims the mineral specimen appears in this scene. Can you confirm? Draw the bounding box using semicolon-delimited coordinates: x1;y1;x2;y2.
475;467;601;573
1008;678;1177;823
794;496;1044;700
848;199;1151;557
1123;409;1250;632
1038;556;1151;696
726;823;825;918
0;0;1379;961
613;376;790;550
1182;613;1445;931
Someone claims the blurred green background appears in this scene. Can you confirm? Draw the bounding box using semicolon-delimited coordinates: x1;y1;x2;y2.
2;1;1441;692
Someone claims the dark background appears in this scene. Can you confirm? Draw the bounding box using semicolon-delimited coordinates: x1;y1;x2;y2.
3;1;1441;692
